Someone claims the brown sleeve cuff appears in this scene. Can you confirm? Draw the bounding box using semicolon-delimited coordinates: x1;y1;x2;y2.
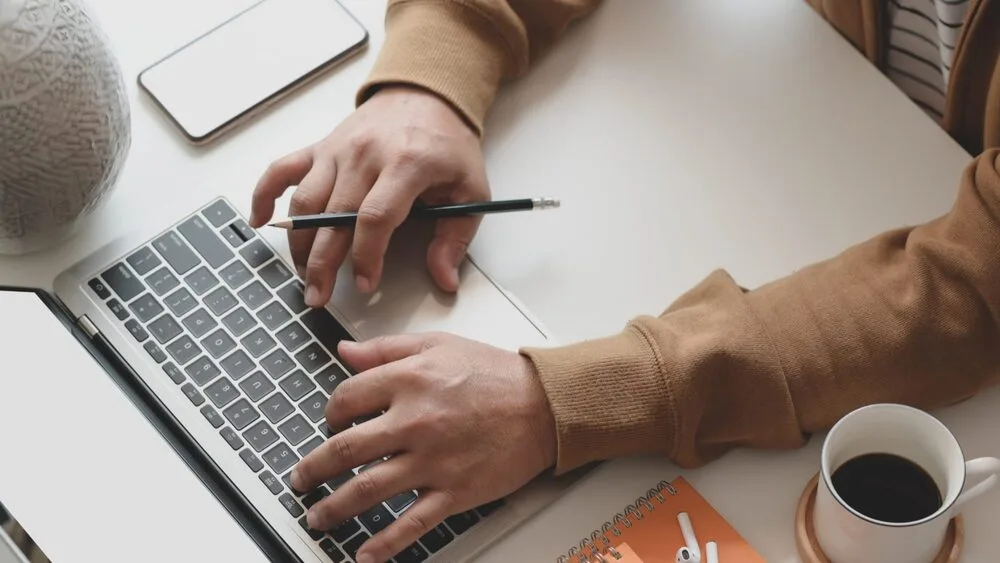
520;323;676;475
356;1;517;136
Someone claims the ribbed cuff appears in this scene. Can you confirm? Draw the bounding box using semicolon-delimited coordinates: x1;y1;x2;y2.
520;322;676;475
356;1;513;136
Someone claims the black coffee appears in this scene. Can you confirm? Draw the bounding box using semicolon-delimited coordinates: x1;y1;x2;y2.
830;452;942;523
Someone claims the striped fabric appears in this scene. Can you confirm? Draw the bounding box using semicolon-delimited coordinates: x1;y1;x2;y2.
886;0;970;122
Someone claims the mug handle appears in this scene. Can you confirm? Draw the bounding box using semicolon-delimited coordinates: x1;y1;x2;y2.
953;457;1000;511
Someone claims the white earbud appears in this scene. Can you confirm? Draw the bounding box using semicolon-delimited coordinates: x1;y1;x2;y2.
675;512;702;563
705;541;719;563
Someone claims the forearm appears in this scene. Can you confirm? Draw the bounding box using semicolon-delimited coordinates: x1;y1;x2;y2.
358;0;603;135
523;149;1000;473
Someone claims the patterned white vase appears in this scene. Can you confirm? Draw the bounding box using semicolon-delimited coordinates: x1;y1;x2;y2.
0;0;130;255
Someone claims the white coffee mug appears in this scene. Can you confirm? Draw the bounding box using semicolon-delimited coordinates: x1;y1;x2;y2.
814;403;1000;563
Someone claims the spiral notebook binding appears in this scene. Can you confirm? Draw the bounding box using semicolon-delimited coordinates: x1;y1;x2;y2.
555;480;679;563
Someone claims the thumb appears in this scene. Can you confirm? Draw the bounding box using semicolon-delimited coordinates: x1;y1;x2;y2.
427;214;480;292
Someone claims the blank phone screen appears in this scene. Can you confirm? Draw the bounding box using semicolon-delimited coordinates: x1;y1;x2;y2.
139;0;367;141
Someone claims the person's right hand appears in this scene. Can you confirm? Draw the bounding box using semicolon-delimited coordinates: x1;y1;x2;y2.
248;86;489;307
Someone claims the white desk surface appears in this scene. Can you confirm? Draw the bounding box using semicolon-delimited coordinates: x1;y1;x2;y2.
3;0;998;561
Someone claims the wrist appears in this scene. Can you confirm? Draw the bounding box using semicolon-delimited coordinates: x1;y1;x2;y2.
521;354;558;471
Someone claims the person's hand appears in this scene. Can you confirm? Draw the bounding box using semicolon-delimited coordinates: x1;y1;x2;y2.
289;333;557;563
249;86;489;306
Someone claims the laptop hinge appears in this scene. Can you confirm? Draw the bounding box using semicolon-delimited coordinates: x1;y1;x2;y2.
77;314;99;339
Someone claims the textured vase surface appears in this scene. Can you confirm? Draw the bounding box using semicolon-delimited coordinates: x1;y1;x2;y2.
0;0;130;255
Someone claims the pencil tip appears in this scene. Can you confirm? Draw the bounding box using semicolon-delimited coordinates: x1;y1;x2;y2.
267;219;291;229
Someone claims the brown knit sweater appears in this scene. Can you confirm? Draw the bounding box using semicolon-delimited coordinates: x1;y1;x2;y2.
358;0;1000;474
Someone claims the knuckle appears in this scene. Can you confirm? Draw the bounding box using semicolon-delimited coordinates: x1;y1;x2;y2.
357;203;393;229
404;510;432;537
289;189;320;213
331;435;355;466
352;470;380;501
346;133;374;159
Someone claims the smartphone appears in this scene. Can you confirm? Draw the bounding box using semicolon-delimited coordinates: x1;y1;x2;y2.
138;0;368;145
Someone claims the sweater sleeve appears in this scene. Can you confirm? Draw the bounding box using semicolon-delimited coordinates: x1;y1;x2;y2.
356;0;603;135
522;149;1000;474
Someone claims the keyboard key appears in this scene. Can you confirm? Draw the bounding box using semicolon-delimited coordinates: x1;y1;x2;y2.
220;261;253;289
146;267;180;296
221;225;244;248
300;392;327;423
317;423;333;439
259;260;292;288
259;470;283;495
261;393;294;424
230;218;256;242
148;314;182;344
178;215;234;269
185;355;221;386
152;231;200;275
317;539;345;562
444;511;479;535
302;486;330;509
88;278;111;299
101;263;144;302
143;341;167;363
276;281;308;314
282;472;303;496
326;469;355;491
299;516;324;541
166;335;200;365
221;426;244;450
200;405;224;428
297;435;324;458
127;246;162;276
387;491;418;513
278;414;314;446
184;266;219;296
256;301;292;331
202;328;236;359
182;308;217;338
244;421;278;452
223;398;259;430
295;343;331;374
476;499;505;518
239;448;264;472
222;307;256;337
280;370;315;401
237;281;271;310
163;288;197;317
276;322;309;352
162;362;185;384
220;350;254;380
240;371;275;402
204;287;238;316
240;239;274;269
128;293;163;323
263;442;298;474
301;309;354;358
394;543;429;563
242;328;277;358
314;364;349;394
343;532;370;560
328;518;362;543
181;383;205;406
360;503;395;535
203;200;237;227
124;319;148;342
419;525;454;553
106;298;129;321
205;377;240;408
279;493;305;518
260;349;294;379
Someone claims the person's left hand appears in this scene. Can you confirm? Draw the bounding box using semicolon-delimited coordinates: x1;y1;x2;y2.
289;333;557;563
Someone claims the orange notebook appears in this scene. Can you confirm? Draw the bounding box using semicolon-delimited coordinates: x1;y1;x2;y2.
554;477;766;563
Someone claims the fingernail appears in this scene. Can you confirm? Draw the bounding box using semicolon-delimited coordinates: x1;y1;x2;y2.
355;275;371;293
304;285;322;307
306;509;322;530
356;553;374;563
290;468;303;490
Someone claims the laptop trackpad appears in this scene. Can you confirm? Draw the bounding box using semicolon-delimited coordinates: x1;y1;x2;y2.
0;290;267;563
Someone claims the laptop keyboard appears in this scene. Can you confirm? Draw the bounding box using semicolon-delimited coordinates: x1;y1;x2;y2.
85;199;504;562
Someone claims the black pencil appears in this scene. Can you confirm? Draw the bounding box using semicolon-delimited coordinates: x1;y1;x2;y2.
267;198;560;230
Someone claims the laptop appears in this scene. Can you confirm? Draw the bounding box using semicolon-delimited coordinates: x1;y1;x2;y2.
0;197;586;562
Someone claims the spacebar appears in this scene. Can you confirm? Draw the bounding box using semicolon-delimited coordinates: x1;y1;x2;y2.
300;309;355;357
